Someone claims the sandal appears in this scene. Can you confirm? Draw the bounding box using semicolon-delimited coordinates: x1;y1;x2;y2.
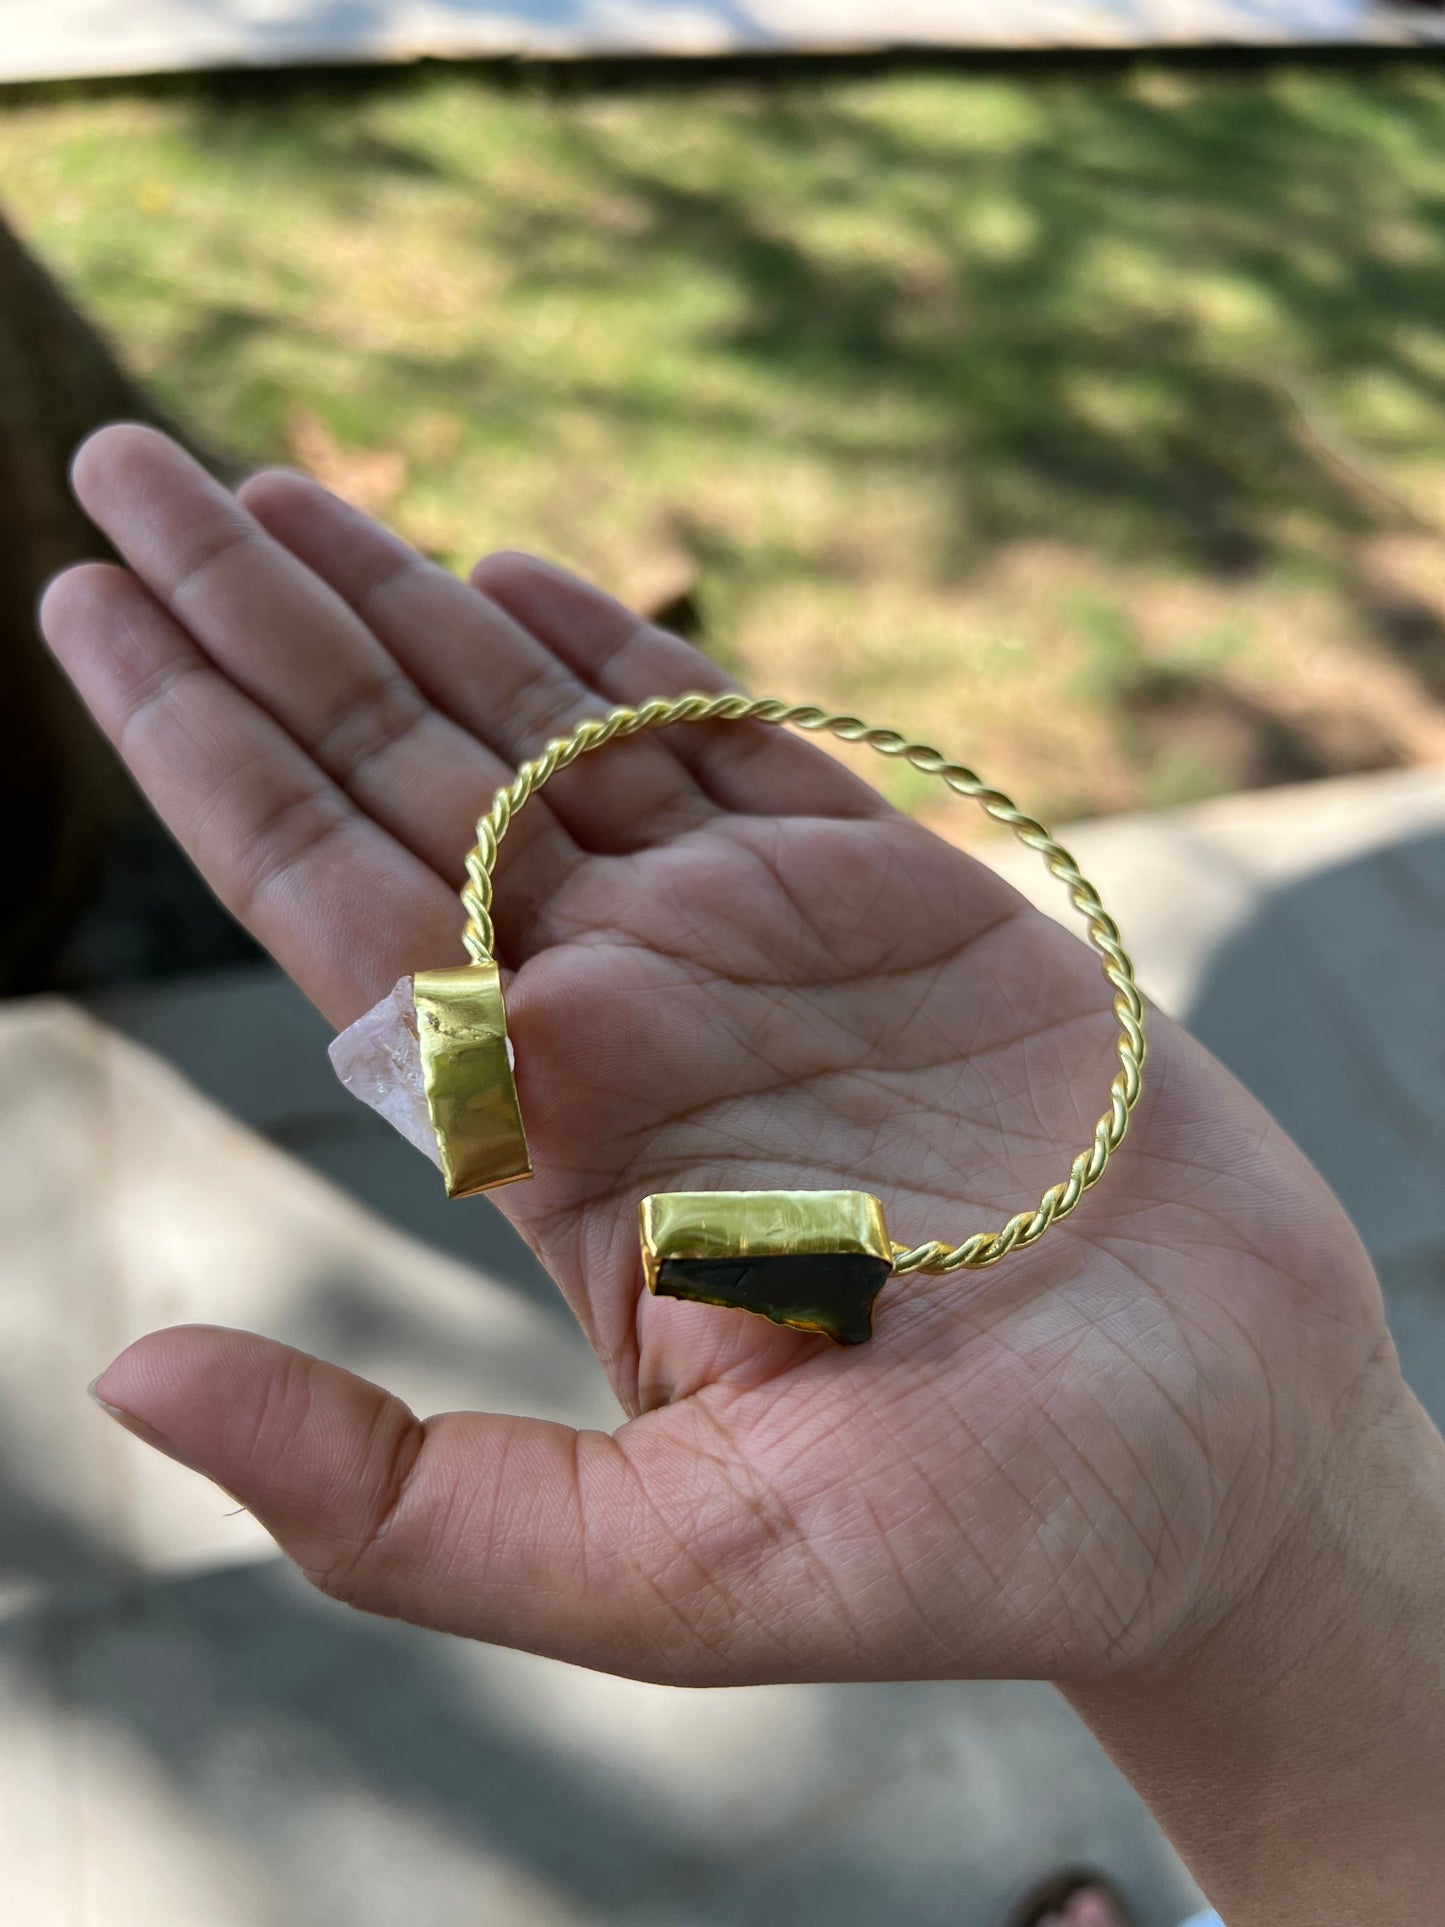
998;1867;1139;1927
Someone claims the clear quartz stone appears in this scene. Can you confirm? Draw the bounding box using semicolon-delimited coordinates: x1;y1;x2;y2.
328;975;517;1170
328;975;440;1166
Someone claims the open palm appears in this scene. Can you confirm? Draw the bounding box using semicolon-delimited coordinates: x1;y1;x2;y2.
44;426;1389;1689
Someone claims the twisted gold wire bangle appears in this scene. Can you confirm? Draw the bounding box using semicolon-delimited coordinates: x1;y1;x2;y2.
452;692;1146;1280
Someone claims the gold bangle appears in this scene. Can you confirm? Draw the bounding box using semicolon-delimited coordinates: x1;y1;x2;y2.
415;693;1146;1344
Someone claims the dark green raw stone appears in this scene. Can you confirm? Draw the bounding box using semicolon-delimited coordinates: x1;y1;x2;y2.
654;1252;891;1346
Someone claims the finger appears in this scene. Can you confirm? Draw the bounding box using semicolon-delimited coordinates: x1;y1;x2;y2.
69;425;580;934
40;561;458;1025
241;469;718;855
473;553;893;823
91;1325;781;1685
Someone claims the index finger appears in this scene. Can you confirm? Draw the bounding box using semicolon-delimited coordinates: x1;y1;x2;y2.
40;560;462;1026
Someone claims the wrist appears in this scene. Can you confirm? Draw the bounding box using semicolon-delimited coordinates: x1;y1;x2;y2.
1065;1354;1445;1925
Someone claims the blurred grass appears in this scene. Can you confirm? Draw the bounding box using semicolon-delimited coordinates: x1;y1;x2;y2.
3;57;1445;827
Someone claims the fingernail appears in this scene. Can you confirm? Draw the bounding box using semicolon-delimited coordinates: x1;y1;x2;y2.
86;1377;197;1471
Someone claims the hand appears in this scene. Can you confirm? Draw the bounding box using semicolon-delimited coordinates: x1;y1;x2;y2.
42;425;1397;1695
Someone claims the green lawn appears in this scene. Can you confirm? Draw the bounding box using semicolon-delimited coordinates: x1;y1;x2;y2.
5;58;1445;828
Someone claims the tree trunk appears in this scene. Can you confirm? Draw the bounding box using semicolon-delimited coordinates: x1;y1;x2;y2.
0;210;247;992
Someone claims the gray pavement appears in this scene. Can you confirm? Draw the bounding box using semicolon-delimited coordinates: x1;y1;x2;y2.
2;0;1436;87
986;765;1445;1431
2;764;1443;1924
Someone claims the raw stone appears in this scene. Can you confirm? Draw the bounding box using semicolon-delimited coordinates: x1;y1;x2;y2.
328;976;440;1166
653;1252;891;1345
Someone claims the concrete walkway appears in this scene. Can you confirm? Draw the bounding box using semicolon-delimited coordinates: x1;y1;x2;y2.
3;0;1437;87
2;764;1442;1925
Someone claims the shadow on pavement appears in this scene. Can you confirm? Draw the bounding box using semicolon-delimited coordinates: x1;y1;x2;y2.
1187;826;1445;1424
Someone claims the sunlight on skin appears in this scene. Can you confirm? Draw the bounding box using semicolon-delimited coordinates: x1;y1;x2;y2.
40;422;1392;1691
41;425;1445;1927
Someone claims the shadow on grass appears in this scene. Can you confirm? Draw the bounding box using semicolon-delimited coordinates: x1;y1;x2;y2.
10;51;1444;850
521;70;1441;576
137;56;1444;640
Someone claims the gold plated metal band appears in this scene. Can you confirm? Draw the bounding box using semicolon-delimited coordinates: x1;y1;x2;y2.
458;693;1146;1274
413;963;532;1196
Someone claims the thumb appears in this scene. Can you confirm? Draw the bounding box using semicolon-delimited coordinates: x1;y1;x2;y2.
90;1324;744;1683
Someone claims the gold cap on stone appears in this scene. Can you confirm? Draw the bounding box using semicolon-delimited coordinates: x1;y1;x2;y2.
414;963;532;1198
